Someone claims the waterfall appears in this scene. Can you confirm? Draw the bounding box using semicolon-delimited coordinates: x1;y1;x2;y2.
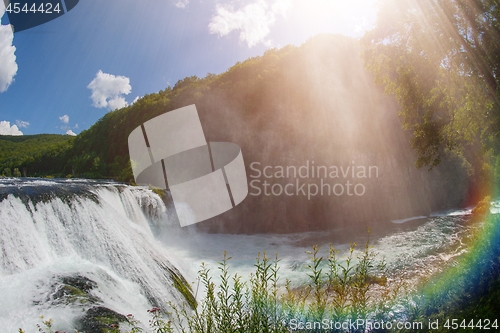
0;178;491;332
0;178;194;332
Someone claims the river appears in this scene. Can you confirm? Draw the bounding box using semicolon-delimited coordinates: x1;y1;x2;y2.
0;178;494;332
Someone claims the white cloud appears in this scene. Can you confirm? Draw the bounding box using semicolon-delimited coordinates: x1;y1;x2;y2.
132;96;139;104
107;96;128;110
87;70;132;110
209;0;291;48
0;121;23;135
175;0;189;8
0;2;18;93
59;115;73;132
59;114;69;124
66;130;77;136
74;123;79;129
16;120;29;128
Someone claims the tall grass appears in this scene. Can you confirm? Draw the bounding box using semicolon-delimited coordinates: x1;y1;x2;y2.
155;229;401;333
26;230;411;333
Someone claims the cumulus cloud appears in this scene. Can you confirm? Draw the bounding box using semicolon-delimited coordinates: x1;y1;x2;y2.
132;96;140;104
59;115;75;132
59;114;69;124
209;0;291;48
107;96;127;110
0;2;18;93
87;70;132;110
66;130;76;136
0;120;23;135
175;0;189;8
16;120;29;128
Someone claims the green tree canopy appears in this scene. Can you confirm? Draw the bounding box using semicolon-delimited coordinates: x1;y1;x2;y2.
363;0;500;168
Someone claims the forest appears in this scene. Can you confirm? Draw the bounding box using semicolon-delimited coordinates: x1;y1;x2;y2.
0;134;73;177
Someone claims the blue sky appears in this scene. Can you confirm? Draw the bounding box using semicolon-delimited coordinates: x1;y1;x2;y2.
0;0;376;136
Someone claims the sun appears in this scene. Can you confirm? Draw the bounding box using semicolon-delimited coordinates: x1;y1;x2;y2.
285;0;378;38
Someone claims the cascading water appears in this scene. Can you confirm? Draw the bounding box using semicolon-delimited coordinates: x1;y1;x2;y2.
0;178;195;332
0;178;494;332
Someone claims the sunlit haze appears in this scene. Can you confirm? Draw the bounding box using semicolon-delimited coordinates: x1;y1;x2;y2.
0;0;376;136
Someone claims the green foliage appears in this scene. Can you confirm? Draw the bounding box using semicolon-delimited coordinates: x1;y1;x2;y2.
306;245;327;319
0;40;299;181
148;308;174;333
6;29;486;187
27;232;389;332
169;268;197;310
161;232;393;333
24;223;500;332
0;134;72;177
13;167;21;177
149;186;166;199
362;0;500;169
2;167;12;177
173;76;200;91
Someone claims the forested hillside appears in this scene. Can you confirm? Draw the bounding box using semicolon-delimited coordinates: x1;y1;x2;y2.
2;35;336;181
1;37;303;181
1;34;496;233
0;134;73;177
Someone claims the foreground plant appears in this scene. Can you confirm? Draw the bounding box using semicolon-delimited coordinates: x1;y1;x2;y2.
24;231;409;333
165;230;394;333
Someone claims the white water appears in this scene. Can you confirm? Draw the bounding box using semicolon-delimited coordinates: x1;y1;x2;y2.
391;215;427;224
0;178;192;332
157;203;488;292
391;205;478;224
0;178;492;332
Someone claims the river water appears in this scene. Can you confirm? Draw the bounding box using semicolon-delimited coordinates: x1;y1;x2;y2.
0;178;493;332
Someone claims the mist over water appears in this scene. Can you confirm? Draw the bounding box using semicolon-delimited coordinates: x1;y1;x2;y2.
0;178;490;331
157;182;485;292
159;210;480;290
192;35;473;234
0;178;191;332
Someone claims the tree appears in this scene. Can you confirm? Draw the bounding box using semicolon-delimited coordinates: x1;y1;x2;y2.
13;168;21;177
362;0;500;168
